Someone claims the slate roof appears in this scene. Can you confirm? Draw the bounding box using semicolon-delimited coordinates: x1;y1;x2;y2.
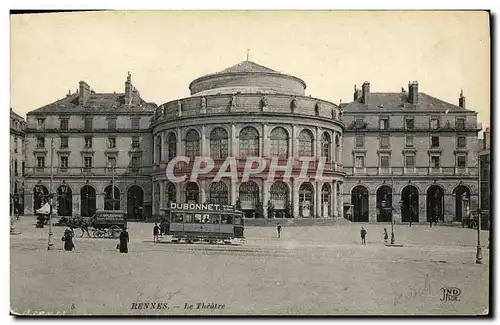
29;92;156;114
342;92;474;113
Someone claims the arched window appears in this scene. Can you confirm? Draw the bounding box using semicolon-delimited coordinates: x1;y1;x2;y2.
270;127;289;159
167;133;177;162
321;133;331;162
209;181;229;205
335;134;341;161
270;181;289;210
185;182;199;203
165;181;176;203
185;130;200;160
239;181;260;211
298;129;314;157
239;127;259;158
210;128;229;160
155;135;162;163
14;159;18;176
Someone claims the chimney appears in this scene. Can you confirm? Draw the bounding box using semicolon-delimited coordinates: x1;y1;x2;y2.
459;89;466;109
125;71;132;105
353;85;362;101
78;80;91;106
408;81;418;105
484;127;490;150
361;81;370;104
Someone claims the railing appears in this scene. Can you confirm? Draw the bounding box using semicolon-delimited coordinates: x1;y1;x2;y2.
344;124;481;132
343;166;478;177
29;166;153;176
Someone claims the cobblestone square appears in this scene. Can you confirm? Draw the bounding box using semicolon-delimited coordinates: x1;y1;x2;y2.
10;217;489;315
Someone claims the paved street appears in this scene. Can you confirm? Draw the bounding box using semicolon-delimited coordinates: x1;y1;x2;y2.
10;217;489;315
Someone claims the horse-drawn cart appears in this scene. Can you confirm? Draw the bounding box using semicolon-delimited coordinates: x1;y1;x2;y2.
88;210;127;239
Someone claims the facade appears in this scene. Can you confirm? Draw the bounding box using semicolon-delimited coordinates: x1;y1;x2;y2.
151;61;345;219
342;83;481;223
23;73;156;218
19;60;484;223
10;108;26;214
479;127;490;217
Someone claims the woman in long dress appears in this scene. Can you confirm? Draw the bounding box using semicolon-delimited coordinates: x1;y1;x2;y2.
119;227;129;253
62;227;75;251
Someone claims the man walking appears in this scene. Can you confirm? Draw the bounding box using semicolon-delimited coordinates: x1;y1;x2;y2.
360;227;367;245
153;223;160;242
277;223;282;239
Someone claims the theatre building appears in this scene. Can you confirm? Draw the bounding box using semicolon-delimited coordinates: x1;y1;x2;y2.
151;60;345;219
23;73;156;217
342;83;481;223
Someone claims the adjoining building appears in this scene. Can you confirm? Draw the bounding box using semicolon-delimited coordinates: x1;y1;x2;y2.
10;108;26;215
342;83;481;223
479;127;490;227
23;73;156;218
151;61;345;219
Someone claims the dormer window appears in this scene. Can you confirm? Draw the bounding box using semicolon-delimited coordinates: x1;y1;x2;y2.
37;118;45;128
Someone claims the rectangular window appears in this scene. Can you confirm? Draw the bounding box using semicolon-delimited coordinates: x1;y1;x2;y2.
84;118;93;130
60;136;69;149
457;155;467;168
37;118;45;128
355;135;364;148
107;119;116;130
380;135;390;148
431;136;440;148
131;156;140;171
431;156;440;168
457;136;467;148
379;118;389;130
355;155;365;168
132;136;140;148
84;136;92;148
13;137;18;153
60;119;69;130
430;118;440;130
36;137;45;148
108;136;116;148
405;135;414;147
456;118;465;130
37;156;45;168
405;155;415;168
380;155;390;168
84;157;93;169
405;118;414;130
131;118;140;130
60;156;68;168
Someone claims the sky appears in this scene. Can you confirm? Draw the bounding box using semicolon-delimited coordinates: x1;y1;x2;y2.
10;11;490;130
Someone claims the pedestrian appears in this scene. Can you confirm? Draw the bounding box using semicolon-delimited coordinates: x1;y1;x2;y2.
409;216;412;227
360;227;367;245
80;218;91;237
277;223;282;239
429;217;433;228
383;228;388;244
15;208;20;221
119;227;129;253
62;227;75;251
153;223;160;242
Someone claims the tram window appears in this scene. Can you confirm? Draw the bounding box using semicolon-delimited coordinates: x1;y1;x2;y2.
193;214;202;223
234;217;241;225
184;214;194;223
221;215;233;224
173;214;184;223
202;214;211;223
212;215;221;224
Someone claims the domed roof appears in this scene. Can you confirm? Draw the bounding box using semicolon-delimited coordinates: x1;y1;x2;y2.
217;60;279;74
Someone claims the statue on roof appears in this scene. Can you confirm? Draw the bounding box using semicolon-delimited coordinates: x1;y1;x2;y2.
260;96;268;109
127;71;131;83
230;95;237;108
201;96;207;109
177;100;183;117
290;97;297;113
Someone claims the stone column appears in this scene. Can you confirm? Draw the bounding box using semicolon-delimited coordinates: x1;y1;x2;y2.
151;181;156;214
393;193;402;223
332;180;337;218
292;178;299;218
292;125;298;159
231;124;237;157
316;181;322;218
161;131;166;162
331;131;336;165
338;134;343;168
262;124;269;157
176;181;182;203
315;127;321;159
339;182;344;218
231;180;237;205
159;180;165;211
176;127;182;157
369;193;376;223
200;179;206;203
73;192;80;217
263;181;270;218
444;193;454;223
201;125;207;157
418;193;426;224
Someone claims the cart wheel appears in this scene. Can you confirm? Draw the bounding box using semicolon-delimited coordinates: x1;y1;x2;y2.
108;226;121;238
93;229;105;238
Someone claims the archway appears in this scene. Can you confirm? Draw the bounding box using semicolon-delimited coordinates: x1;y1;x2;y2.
453;185;471;222
402;185;419;223
239;181;260;218
165;181;176;204
376;185;393;222
80;185;96;218
351;185;369;222
321;183;331;218
104;185;120;210
270;181;290;218
427;185;444;222
185;182;200;204
57;184;73;216
299;182;314;218
33;184;49;211
209;181;229;205
127;185;144;219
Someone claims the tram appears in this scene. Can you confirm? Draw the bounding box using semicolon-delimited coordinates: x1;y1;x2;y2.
160;203;245;244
